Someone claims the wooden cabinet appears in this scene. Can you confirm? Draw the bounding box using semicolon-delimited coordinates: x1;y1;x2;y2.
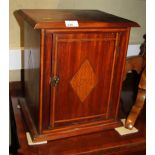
17;9;139;142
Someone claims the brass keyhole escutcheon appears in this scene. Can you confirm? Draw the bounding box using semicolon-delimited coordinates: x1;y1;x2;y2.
51;76;60;86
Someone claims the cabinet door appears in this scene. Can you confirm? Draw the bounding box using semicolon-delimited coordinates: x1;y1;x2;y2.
50;32;120;128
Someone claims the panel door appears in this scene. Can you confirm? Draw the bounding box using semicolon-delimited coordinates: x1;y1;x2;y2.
50;32;119;128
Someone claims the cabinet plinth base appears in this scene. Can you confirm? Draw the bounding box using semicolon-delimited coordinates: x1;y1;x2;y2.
18;97;122;142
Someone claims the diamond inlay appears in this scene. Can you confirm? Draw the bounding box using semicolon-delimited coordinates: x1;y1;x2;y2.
70;60;97;102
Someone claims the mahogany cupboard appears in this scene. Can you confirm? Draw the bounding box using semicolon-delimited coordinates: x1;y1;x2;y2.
16;9;139;142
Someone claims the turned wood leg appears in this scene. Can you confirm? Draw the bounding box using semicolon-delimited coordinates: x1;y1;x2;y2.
125;68;146;129
125;89;145;129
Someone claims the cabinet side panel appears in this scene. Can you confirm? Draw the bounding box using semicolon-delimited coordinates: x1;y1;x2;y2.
24;21;40;129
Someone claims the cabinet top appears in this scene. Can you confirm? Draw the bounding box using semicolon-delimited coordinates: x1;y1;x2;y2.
16;9;139;29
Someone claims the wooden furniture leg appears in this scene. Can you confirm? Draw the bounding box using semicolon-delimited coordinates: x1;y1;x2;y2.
125;68;146;129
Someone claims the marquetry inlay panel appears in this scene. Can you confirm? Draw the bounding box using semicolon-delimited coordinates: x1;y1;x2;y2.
70;60;97;102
